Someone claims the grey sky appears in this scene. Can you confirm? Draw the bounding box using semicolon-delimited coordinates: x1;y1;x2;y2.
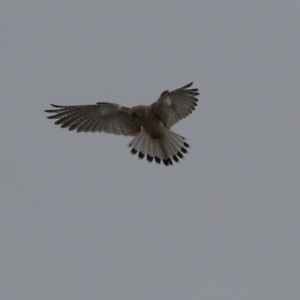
1;1;299;299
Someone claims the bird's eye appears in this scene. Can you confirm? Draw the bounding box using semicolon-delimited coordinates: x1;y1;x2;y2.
130;112;140;122
135;110;144;118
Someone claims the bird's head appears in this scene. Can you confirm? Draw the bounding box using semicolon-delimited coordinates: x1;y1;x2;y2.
128;106;146;122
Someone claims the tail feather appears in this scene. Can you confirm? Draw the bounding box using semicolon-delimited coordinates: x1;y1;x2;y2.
141;132;151;157
158;139;173;166
128;129;189;166
129;131;144;155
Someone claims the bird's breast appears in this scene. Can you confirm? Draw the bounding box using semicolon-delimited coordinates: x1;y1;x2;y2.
139;113;165;139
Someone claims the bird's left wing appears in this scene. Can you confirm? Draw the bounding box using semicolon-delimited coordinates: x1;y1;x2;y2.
150;82;199;128
45;102;141;136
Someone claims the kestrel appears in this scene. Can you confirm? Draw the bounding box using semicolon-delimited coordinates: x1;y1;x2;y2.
45;82;199;166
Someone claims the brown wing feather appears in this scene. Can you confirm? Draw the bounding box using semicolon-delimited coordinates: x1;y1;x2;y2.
150;82;199;128
45;103;141;136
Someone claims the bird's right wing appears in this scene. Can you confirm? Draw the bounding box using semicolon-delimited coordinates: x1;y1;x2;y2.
45;102;141;136
150;82;199;128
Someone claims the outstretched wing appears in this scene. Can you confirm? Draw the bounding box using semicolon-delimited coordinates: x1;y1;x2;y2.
150;82;199;128
45;102;141;136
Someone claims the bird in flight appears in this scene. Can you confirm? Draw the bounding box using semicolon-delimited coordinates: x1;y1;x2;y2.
45;82;199;166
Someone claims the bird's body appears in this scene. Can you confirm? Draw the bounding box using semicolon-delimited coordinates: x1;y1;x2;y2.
45;82;199;166
129;105;162;138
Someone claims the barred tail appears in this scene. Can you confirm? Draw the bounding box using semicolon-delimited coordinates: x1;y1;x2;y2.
128;129;189;166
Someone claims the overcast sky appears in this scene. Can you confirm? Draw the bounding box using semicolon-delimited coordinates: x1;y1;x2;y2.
1;1;299;299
